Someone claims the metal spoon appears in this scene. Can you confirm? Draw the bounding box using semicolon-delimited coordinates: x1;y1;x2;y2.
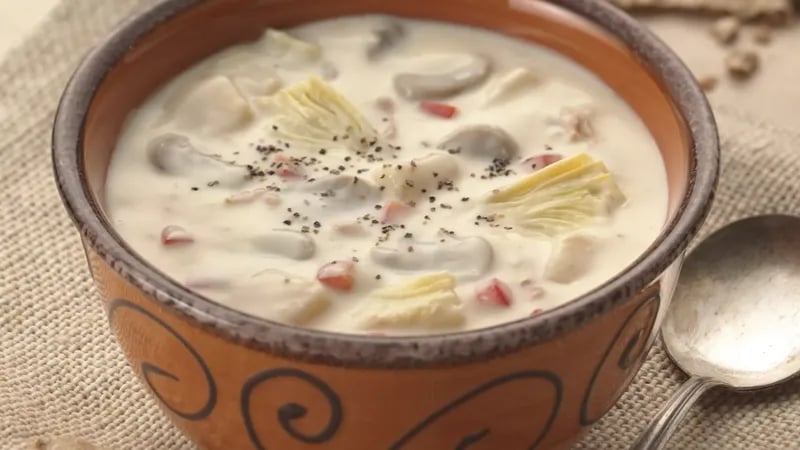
631;215;800;450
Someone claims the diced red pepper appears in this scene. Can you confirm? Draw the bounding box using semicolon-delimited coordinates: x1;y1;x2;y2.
420;101;458;119
317;261;356;292
160;225;194;246
275;155;304;179
522;154;563;172
476;278;513;307
382;201;408;224
278;167;302;178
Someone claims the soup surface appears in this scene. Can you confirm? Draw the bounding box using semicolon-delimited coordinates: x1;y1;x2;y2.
106;15;668;335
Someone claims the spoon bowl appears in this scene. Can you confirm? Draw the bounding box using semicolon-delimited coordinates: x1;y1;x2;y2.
664;214;800;389
633;215;800;449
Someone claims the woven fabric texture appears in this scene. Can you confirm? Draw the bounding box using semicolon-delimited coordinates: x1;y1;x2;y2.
1;1;798;449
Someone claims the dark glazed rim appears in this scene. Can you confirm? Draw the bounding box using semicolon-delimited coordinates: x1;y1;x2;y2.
52;0;719;368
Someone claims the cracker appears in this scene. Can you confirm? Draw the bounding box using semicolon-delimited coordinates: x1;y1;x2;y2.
610;0;794;22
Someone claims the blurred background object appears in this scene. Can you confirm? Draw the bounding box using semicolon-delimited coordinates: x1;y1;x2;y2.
0;0;58;57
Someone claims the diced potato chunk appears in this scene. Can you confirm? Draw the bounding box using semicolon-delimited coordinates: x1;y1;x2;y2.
355;273;465;329
483;68;540;106
169;76;253;135
228;270;330;325
544;233;597;284
372;152;459;201
262;29;322;66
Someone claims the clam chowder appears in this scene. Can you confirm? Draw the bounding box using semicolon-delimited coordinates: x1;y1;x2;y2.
106;16;668;334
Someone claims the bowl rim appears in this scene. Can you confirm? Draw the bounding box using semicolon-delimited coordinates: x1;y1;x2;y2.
52;0;719;368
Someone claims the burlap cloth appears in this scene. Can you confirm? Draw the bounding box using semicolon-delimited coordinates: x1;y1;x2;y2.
1;1;798;449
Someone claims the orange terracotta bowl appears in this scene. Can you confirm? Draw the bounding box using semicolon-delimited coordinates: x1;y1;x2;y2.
52;0;719;448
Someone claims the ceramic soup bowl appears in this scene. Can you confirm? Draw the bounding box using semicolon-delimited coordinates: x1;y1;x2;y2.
52;0;718;448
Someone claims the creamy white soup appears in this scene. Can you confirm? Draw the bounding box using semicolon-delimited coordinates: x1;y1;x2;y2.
106;15;668;335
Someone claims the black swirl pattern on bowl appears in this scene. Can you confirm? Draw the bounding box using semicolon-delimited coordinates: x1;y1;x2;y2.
107;299;217;421
580;291;660;426
391;370;563;450
241;368;342;449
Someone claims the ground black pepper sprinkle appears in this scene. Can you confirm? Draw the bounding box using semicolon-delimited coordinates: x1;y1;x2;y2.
190;187;199;191
375;274;382;280
319;149;327;155
283;220;292;226
374;204;383;210
404;233;413;239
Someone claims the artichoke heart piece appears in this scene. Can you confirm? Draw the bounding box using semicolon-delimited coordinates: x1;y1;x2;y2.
355;273;465;330
262;29;322;65
264;76;379;151
487;153;626;237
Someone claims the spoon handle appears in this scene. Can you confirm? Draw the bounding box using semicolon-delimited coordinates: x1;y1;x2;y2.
630;376;720;450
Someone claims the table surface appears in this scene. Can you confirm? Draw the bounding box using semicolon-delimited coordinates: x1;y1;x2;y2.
0;0;58;58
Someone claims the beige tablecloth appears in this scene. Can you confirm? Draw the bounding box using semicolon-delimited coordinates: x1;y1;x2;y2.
1;1;799;449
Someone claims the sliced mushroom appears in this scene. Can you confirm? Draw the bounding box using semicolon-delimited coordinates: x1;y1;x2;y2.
319;61;340;81
393;54;492;100
561;107;594;142
252;230;316;260
372;152;460;201
371;236;494;280
544;233;597;284
146;133;248;188
437;125;518;162
302;175;382;208
367;21;405;60
227;270;330;325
